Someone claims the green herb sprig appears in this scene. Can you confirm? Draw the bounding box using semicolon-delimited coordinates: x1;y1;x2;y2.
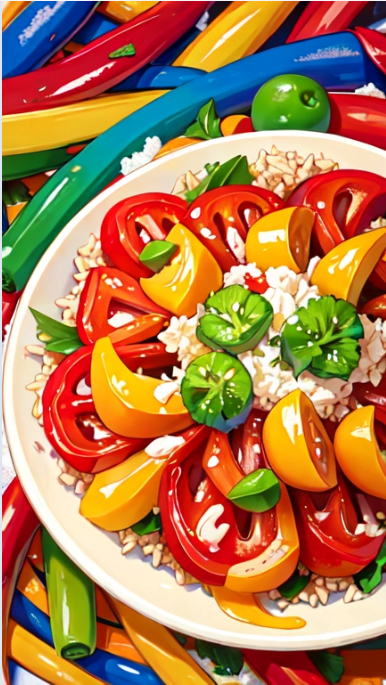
30;308;83;356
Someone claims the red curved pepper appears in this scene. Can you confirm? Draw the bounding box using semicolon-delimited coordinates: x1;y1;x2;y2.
184;185;285;272
76;265;169;344
352;374;386;426
3;2;209;115
100;193;187;280
244;649;329;685
328;93;386;151
290;474;385;577
42;341;177;473
286;2;367;43
360;294;386;320
350;27;386;78
287;169;386;255
160;422;279;587
2;478;40;685
2;289;20;340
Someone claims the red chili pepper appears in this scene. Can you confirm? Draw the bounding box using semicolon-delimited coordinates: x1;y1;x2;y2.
349;27;386;78
42;341;177;473
2;290;21;340
100;193;187;280
287;169;386;255
290;474;384;577
2;478;40;685
3;2;209;115
184;186;285;272
244;649;329;685
76;265;169;344
352;374;386;426
286;1;367;43
160;426;278;587
360;294;386;320
328;93;386;151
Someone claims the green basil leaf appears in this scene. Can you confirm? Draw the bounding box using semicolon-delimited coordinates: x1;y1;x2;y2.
197;284;273;355
30;308;83;356
195;639;243;676
354;541;386;594
278;570;310;600
181;351;253;433
109;43;136;59
139;240;177;272
308;651;345;684
131;510;161;536
185;163;220;204
227;469;280;512
206;154;254;191
185;99;222;141
3;180;32;206
280;296;363;380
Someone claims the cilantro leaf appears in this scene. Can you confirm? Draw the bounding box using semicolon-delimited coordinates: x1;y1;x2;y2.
195;639;243;676
131;510;161;536
278;569;310;600
30;308;83;356
308;651;345;684
280;296;363;380
354;540;386;594
185;99;222;141
109;43;136;59
185;155;253;203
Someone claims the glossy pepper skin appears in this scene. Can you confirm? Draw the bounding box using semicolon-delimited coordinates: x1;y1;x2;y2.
184;185;285;272
360;294;386;320
286;1;367;43
2;478;39;685
3;2;209;115
328;93;386;150
3;29;386;295
100;193;187;280
352;373;386;426
287;169;386;256
2;1;97;78
290;475;385;577
2;289;20;340
42;342;176;473
245;649;329;685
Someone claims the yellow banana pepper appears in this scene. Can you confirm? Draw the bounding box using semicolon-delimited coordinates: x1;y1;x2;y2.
99;1;159;23
211;586;305;630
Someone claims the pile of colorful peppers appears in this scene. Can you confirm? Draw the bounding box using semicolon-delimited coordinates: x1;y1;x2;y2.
3;478;386;685
2;1;386;330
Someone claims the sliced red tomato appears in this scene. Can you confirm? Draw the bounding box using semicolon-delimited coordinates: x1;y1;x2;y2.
352;374;386;426
76;266;169;344
42;342;177;474
290;473;385;577
184;186;285;272
100;193;187;280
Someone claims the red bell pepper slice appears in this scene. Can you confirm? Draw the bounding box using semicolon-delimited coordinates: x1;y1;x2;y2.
360;294;386;320
328;93;386;151
244;649;329;685
3;2;209;115
76;265;169;344
2;289;21;340
2;478;40;685
290;473;385;577
287;169;386;255
160;427;278;586
42;341;177;473
352;374;386;426
244;272;269;294
184;185;285;272
286;1;367;43
230;407;269;473
100;193;188;280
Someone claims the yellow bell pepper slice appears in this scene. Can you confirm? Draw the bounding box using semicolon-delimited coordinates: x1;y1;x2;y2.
107;596;215;685
2;1;30;30
334;406;386;499
174;1;298;71
80;447;168;532
91;337;192;439
140;223;223;317
99;1;159;23
154;136;202;159
311;228;386;306
210;585;305;630
225;484;300;593
245;206;315;273
263;389;337;491
3;91;167;155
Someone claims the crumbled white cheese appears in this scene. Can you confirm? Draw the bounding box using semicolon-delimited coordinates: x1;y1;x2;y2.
196;504;230;553
121;136;162;176
355;83;386;98
158;304;210;371
223;262;262;288
145;435;185;458
153;381;180;405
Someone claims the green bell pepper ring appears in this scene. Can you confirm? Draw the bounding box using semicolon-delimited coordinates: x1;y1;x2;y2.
41;528;96;660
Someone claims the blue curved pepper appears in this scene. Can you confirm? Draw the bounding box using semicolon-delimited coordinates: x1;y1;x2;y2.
73;12;118;45
3;29;386;293
10;591;163;685
2;1;97;78
112;65;205;91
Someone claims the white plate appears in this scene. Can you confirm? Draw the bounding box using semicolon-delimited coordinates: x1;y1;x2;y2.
4;131;386;650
